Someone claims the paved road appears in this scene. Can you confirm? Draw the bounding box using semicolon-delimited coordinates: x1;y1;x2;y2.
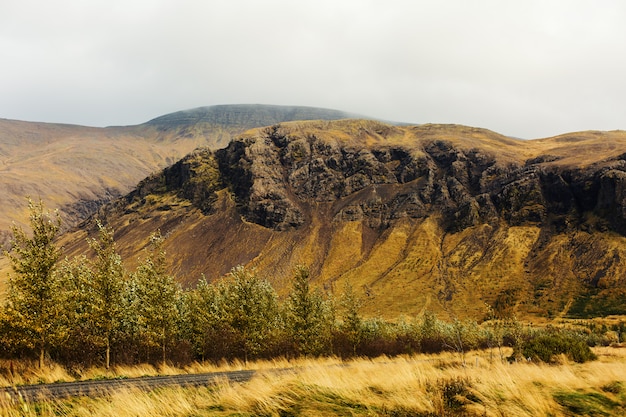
0;369;256;402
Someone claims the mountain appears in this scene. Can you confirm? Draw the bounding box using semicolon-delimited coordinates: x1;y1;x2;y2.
0;104;363;246
144;104;364;147
60;119;626;320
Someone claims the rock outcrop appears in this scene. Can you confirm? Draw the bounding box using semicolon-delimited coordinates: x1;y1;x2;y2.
0;104;368;248
71;120;626;320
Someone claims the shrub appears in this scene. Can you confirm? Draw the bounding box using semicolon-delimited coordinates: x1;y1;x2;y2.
515;332;597;363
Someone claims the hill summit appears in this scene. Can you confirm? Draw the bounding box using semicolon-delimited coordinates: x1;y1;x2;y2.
146;104;361;129
0;104;369;244
66;119;626;320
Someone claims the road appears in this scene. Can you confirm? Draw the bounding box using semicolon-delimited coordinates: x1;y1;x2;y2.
0;369;256;402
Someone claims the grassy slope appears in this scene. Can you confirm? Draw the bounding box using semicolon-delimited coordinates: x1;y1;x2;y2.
0;105;360;236
4;118;626;320
46;122;626;321
0;120;206;234
0;106;360;295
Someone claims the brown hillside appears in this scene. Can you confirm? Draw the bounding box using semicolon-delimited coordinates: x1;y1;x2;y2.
0;105;360;246
0;119;198;238
57;120;626;321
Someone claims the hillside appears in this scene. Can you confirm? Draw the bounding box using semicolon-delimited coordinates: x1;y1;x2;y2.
0;105;361;246
143;104;363;148
60;120;626;320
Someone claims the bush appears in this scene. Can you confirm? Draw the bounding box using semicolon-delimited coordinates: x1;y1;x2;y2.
515;332;597;363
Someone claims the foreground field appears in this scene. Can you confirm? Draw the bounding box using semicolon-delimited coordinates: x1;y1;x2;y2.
1;347;625;416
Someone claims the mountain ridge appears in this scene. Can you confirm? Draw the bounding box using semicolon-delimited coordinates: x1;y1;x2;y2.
145;104;364;127
59;119;626;320
4;105;626;320
0;104;372;245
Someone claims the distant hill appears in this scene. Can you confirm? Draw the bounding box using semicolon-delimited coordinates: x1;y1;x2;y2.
142;104;365;149
0;104;367;246
147;104;359;129
60;120;626;320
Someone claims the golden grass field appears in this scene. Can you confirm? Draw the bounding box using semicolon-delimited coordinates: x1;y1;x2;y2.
1;347;625;416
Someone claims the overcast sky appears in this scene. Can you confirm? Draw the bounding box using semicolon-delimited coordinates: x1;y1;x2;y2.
1;0;625;138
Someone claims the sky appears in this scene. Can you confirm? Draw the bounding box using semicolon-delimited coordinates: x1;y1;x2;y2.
1;0;625;139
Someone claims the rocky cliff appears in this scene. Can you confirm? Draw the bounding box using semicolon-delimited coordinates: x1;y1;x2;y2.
69;120;626;320
0;105;365;247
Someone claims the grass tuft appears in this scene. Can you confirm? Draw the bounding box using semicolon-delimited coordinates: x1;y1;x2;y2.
554;391;620;416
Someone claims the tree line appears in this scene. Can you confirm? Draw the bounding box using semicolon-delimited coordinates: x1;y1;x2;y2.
0;200;611;369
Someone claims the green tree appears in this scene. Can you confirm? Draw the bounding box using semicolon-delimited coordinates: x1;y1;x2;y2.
183;277;229;361
483;302;510;363
418;311;447;353
284;265;333;356
4;199;62;368
340;281;363;356
443;318;480;364
56;255;97;363
87;221;126;369
131;231;179;364
221;266;280;361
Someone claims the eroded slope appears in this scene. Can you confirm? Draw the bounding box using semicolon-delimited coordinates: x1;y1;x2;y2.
61;120;626;320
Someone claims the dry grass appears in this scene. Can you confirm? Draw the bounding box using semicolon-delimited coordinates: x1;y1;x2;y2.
1;348;625;416
0;356;347;388
0;360;73;387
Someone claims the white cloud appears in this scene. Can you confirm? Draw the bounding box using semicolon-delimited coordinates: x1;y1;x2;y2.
1;0;625;138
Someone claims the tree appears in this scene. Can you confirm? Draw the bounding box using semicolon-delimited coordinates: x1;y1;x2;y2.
4;199;62;368
87;220;126;369
418;311;447;353
56;255;97;364
131;231;179;364
340;281;363;356
483;302;508;363
221;266;280;361
184;276;228;362
284;265;333;356
443;318;480;364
